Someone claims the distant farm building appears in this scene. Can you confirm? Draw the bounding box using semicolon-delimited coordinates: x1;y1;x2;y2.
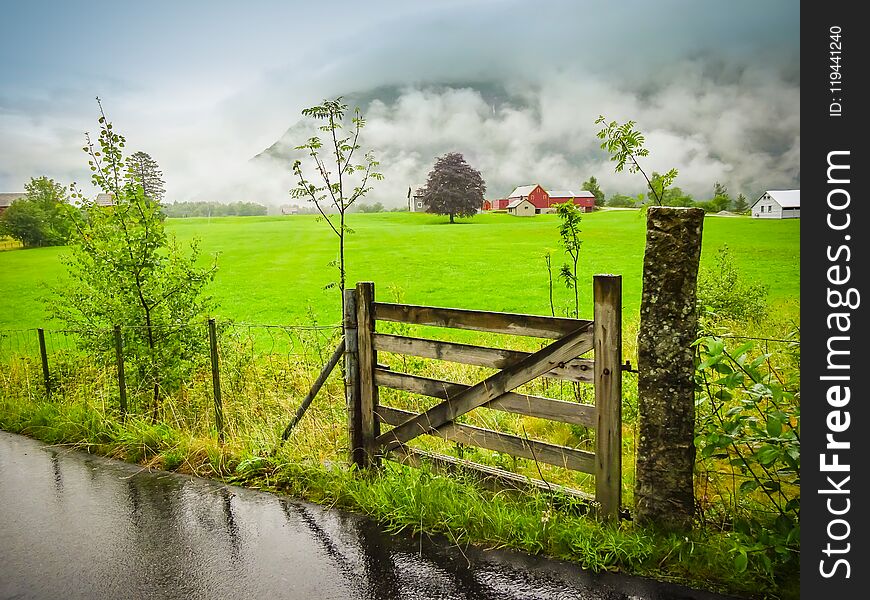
487;184;596;214
506;198;535;216
410;184;427;212
751;190;800;219
0;193;25;215
95;193;115;207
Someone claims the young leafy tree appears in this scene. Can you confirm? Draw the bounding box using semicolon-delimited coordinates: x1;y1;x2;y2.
127;151;166;204
580;176;605;206
595;116;678;206
555;201;583;318
709;181;731;212
606;193;636;207
0;177;72;247
51;99;217;415
420;152;485;223
291;97;382;301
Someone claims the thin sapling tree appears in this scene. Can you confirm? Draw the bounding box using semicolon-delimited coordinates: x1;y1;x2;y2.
556;201;582;318
51;99;217;417
595;116;678;206
290;98;383;304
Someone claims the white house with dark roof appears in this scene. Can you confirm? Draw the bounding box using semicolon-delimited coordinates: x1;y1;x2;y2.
751;190;800;219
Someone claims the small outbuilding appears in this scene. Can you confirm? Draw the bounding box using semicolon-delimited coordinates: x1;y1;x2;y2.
751;190;800;219
507;198;535;216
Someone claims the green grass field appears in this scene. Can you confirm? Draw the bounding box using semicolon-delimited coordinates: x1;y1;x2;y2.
0;210;799;330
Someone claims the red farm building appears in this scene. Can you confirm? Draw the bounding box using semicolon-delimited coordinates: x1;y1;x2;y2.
491;184;595;214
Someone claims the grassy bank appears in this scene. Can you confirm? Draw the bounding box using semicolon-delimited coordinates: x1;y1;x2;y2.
0;318;799;599
0;393;796;599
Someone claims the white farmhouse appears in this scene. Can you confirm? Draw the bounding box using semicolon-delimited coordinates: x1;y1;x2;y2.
751;190;800;219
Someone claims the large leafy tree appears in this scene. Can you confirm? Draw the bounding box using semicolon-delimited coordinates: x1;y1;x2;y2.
421;152;485;223
291;97;382;302
51;100;217;415
127;151;166;204
0;177;72;247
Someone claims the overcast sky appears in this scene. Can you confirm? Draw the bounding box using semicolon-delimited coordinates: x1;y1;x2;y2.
1;0;799;205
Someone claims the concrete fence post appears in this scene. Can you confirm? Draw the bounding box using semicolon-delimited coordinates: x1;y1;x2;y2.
635;206;704;530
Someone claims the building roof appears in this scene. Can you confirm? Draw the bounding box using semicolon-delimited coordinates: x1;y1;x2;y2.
0;193;25;207
508;185;539;198
507;198;533;209
548;189;595;199
752;189;800;209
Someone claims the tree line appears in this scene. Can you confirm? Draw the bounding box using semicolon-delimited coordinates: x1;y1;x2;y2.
594;178;751;213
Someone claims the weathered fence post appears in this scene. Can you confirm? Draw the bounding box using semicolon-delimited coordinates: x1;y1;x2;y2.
208;318;224;442
635;206;704;530
343;288;363;468
113;325;127;417
37;328;50;398
356;282;380;468
594;274;622;521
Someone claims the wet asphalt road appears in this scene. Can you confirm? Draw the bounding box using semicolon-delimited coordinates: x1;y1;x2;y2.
0;431;740;600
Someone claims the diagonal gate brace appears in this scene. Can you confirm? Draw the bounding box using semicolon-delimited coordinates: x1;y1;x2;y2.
376;322;594;453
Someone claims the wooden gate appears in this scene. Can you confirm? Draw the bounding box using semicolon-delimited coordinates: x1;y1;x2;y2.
342;275;622;519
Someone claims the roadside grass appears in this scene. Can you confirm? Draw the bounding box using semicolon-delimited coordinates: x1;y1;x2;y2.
0;388;797;599
0;313;801;599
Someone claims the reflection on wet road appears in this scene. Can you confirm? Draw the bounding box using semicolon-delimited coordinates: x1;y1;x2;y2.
0;432;736;599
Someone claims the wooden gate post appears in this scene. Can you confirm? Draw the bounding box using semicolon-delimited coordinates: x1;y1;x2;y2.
356;282;380;468
343;288;364;468
635;206;704;530
594;275;622;521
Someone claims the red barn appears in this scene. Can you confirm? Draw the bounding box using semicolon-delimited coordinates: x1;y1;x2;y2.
491;198;511;210
549;190;596;212
507;185;549;211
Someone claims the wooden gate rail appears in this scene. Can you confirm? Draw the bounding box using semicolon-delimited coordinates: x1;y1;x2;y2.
346;276;622;520
372;334;595;382
373;369;596;427
376;405;596;473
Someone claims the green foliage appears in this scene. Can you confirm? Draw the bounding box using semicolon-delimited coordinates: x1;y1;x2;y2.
0;177;72;247
694;333;800;579
658;184;694;207
733;193;749;213
606;193;636;207
703;182;731;212
420;152;485;223
290;97;383;295
163;201;268;218
595;115;678;205
580;176;604;206
697;245;768;324
555;202;582;317
354;201;385;213
50;100;217;401
127;151;166;204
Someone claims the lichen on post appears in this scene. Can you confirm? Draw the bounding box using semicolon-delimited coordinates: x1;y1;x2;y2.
635;206;704;530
